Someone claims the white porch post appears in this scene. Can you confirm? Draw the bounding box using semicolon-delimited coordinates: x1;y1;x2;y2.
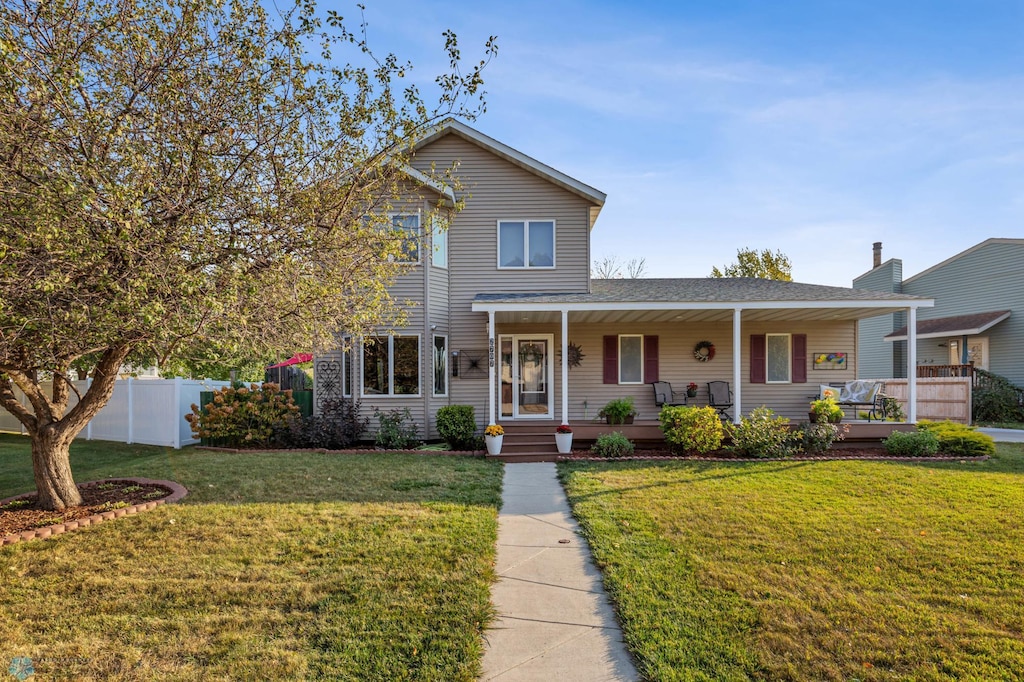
907;306;918;423
732;307;742;423
561;309;569;424
488;310;496;425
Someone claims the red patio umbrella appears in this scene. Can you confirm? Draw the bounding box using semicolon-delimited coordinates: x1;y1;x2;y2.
266;353;313;369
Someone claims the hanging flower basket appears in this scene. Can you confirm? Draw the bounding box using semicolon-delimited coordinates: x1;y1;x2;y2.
693;340;716;362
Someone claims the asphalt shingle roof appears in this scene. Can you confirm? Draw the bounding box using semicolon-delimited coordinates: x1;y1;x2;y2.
474;278;928;305
886;310;1011;339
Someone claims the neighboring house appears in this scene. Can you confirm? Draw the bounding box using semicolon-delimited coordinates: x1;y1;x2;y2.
854;239;1024;386
315;120;933;435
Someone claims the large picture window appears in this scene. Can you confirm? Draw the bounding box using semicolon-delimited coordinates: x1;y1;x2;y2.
766;333;791;383
498;220;555;268
363;335;420;396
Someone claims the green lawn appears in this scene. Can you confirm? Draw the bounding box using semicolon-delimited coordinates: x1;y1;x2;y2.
560;444;1024;681
0;434;502;681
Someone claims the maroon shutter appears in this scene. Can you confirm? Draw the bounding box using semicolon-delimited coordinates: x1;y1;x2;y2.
792;334;807;383
750;334;766;383
603;335;618;384
643;335;659;383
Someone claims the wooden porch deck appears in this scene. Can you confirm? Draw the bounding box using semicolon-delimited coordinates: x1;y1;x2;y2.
489;419;917;463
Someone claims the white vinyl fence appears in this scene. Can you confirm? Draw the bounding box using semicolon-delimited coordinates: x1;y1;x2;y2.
0;378;231;448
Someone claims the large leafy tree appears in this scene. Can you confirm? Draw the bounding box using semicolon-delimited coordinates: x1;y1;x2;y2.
0;0;495;510
710;248;793;281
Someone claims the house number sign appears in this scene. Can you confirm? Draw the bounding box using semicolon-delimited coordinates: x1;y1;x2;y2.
488;337;495;368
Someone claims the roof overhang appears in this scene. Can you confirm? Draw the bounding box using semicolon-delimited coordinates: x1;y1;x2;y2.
885;310;1011;342
472;298;934;326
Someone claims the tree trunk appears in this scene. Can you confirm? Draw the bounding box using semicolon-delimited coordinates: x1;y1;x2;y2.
31;427;82;511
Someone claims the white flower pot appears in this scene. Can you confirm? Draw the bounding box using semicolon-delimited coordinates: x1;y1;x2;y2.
555;432;573;454
485;434;503;455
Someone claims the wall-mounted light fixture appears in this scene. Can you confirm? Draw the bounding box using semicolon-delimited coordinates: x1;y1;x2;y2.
451;350;459;377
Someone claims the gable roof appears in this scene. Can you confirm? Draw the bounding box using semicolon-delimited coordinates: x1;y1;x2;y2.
412;119;606;227
904;238;1024;285
472;278;933;324
885;310;1012;341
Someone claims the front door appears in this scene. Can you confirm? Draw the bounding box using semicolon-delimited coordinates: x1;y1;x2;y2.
499;335;553;419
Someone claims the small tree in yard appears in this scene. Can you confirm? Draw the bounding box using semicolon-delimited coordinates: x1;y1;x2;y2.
0;0;495;510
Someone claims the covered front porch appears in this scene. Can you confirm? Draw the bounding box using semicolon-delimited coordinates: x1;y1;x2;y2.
472;279;934;429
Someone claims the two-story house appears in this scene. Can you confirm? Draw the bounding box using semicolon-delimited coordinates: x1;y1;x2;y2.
315;120;933;439
854;239;1024;386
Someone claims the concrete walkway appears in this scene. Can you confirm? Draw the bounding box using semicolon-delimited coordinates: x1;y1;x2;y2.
481;463;638;682
978;427;1024;443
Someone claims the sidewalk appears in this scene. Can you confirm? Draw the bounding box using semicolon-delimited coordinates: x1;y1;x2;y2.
978;427;1024;443
481;463;638;682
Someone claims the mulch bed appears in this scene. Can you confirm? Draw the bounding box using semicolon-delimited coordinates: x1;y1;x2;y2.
0;479;184;542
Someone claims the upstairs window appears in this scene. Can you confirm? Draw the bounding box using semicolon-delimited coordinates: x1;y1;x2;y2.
431;215;448;269
389;213;420;263
498;220;555;268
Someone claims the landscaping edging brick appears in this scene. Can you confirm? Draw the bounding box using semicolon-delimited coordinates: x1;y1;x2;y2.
0;478;188;547
557;454;991;462
196;445;486;457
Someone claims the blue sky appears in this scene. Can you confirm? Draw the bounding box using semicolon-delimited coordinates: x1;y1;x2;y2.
354;0;1024;286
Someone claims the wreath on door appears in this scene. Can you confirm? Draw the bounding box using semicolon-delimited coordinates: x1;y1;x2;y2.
693;340;716;362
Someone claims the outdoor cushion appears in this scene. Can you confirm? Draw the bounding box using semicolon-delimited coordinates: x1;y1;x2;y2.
819;385;841;400
840;380;879;404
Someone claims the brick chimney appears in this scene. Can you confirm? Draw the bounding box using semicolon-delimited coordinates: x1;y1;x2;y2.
872;242;882;268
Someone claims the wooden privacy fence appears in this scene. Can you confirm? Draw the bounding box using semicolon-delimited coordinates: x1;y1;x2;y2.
0;377;231;448
882;377;972;424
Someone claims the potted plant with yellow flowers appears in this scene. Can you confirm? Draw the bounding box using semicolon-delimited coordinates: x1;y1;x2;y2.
484;424;504;455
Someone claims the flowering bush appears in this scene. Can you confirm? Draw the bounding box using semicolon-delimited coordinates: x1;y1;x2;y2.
730;406;797;458
484;424;504;437
186;383;299;448
793;421;848;454
555;424;573;434
658;405;724;454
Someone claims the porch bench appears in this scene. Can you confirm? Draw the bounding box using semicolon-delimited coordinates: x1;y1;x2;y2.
820;380;888;422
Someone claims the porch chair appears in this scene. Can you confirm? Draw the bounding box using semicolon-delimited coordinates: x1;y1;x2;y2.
707;381;733;420
651;381;687;408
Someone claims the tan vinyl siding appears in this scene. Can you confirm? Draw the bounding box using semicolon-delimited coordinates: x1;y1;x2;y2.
903;240;1024;385
739;321;858;419
412;133;595;427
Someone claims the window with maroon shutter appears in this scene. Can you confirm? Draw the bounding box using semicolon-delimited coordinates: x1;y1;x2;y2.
792;334;807;383
750;334;766;383
643;336;659;383
603;336;617;384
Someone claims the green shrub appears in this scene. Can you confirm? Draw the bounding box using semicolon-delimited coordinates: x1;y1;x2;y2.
591;431;635;458
658;406;724;455
435;405;479;450
374;408;420;450
793;421;848;454
186;383;299;448
280;397;367;449
883;430;940;457
973;370;1024;423
730;406;796;458
917;420;995;457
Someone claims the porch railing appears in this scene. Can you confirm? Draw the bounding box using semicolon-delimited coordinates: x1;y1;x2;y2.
917;364;975;382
